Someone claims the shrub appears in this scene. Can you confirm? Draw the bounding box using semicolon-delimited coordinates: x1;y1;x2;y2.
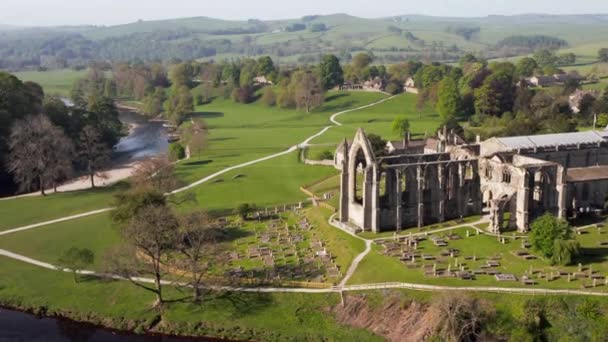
385;79;404;95
232;86;254;104
313;150;333;160
529;213;571;259
261;87;276;106
169;143;186;161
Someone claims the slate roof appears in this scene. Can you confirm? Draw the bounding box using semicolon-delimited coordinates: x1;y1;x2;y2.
493;131;608;151
567;166;608;182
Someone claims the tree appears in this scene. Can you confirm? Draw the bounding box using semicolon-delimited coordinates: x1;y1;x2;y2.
236;203;256;220
111;188;167;224
131;156;176;193
8;114;74;195
598;48;608;63
552;239;580;266
292;71;325;113
597;113;608;128
474;71;515;116
436;77;461;120
261;87;277;106
144;87;167;116
352;53;373;71
175;211;226;302
78;125;111;188
169;143;186;161
318;54;344;90
367;133;387;156
516;57;538;77
107;205;179;307
164;85;193;125
182;118;208;159
257;56;275;77
391;116;410;137
431;293;491;342
529;214;572;259
57;247;95;283
385;79;404;95
534;49;558;68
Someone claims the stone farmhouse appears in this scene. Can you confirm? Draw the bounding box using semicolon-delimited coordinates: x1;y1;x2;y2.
337;128;608;234
523;72;585;87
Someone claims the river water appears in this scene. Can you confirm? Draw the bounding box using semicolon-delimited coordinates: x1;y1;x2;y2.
113;109;169;162
0;308;223;342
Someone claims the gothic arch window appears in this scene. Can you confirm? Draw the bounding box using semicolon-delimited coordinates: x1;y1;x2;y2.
502;169;512;184
485;165;493;180
465;163;474;180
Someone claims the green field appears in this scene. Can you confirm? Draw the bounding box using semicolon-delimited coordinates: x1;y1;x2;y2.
0;256;381;341
0;183;126;231
12;69;87;96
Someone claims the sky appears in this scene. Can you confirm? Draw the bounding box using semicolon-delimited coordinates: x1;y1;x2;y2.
1;0;607;26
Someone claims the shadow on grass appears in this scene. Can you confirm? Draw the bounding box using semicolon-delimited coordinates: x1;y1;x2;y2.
223;227;255;241
319;100;357;114
325;93;349;102
206;291;274;319
209;137;236;142
191;112;224;119
579;247;608;264
182;160;213;167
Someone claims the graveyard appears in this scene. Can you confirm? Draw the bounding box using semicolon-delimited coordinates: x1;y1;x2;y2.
348;222;608;290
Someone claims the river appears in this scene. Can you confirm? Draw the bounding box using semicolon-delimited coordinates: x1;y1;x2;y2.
0;308;224;342
113;109;169;162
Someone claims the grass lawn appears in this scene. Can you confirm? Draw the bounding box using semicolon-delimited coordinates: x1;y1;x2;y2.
177;152;337;214
309;92;440;145
12;69;87;97
0;182;126;231
349;225;608;291
174;90;387;186
0;257;381;341
0;212;118;270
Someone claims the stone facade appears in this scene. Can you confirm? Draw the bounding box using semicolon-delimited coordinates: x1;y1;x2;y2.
340;129;608;234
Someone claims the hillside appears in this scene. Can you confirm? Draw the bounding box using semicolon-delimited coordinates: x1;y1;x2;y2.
1;13;608;70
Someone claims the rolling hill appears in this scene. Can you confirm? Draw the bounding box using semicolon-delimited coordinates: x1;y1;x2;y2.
1;13;608;70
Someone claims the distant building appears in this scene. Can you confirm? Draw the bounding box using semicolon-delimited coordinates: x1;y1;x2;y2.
253;76;272;85
523;72;586;88
404;77;418;94
340;77;386;92
569;90;597;114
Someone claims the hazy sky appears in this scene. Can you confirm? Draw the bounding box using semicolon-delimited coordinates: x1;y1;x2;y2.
2;0;607;26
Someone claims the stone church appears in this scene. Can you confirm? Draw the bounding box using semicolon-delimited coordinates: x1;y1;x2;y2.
337;128;608;234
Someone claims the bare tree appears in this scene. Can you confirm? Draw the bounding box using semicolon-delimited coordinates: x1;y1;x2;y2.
8;114;74;195
175;210;226;302
182;119;208;160
106;205;179;307
430;293;493;342
293;71;325;113
78;125;111;188
131;156;176;192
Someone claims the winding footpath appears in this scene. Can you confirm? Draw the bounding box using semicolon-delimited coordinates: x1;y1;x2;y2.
2;94;608;297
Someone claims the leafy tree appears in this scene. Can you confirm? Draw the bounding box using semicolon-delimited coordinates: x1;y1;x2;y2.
474;71;515;116
352;53;373;71
552;239;580;265
436;77;461;119
385;79;404;95
256;56;275;77
318;54;344;90
144;87;167;116
391;116;410;137
164;85;193;125
57;247;95;283
169;143;186;161
529;214;572;259
534;49;558;67
78;125;111;188
557;53;576;66
366;133;387;156
261;87;277;106
8;114;74;195
111;188;166;224
236;203;256;219
597;113;608;128
598;48;608;63
131;156;176;193
516;57;538;77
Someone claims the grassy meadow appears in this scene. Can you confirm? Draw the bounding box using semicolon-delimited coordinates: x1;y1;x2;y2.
12;69;86;96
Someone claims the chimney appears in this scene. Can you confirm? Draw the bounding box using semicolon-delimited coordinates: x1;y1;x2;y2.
476;135;481;144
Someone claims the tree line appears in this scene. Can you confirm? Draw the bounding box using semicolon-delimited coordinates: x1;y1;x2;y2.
0;70;123;194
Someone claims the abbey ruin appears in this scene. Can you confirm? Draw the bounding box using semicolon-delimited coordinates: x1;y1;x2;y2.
337;128;608;234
